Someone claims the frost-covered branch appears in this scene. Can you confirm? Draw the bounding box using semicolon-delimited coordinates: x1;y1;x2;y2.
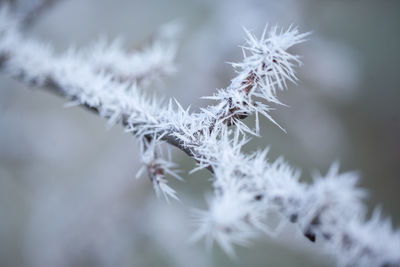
0;5;399;267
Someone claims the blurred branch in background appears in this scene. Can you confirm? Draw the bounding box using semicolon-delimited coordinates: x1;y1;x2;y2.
1;0;63;26
21;0;62;26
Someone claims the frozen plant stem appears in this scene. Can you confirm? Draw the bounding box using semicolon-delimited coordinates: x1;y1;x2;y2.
0;5;399;267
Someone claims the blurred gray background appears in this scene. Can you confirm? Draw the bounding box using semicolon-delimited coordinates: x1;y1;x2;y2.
0;0;399;266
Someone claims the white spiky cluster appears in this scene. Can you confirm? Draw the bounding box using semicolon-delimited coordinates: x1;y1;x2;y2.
0;5;399;266
136;136;182;201
191;131;400;265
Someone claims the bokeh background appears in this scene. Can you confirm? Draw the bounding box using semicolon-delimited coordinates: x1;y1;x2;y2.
0;0;399;266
